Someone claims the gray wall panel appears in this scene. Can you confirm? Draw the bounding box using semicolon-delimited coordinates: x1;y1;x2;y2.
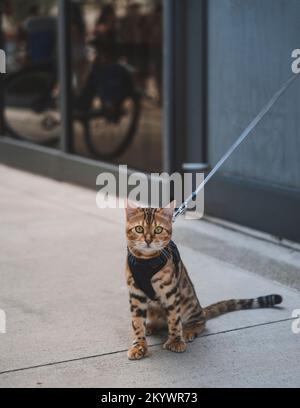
207;0;300;189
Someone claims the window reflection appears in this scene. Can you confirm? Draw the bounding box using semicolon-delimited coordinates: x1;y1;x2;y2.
71;0;163;172
2;0;61;145
1;0;163;171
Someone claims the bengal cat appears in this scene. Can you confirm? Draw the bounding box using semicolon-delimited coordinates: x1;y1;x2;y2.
125;202;282;360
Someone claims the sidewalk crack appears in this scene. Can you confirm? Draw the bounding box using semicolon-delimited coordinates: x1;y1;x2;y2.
0;317;295;376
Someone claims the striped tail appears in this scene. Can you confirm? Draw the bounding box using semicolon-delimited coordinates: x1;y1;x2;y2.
203;294;283;320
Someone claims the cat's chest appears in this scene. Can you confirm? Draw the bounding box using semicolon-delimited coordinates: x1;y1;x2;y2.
129;258;172;300
127;240;181;300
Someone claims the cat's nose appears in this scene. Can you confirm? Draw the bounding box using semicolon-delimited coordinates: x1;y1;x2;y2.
145;237;152;246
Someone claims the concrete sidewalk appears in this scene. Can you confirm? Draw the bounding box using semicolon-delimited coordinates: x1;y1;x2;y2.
0;164;299;388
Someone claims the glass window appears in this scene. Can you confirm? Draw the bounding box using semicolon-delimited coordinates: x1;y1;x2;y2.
1;0;61;146
70;0;163;172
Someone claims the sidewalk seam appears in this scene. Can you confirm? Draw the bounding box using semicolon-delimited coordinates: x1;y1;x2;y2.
0;317;295;377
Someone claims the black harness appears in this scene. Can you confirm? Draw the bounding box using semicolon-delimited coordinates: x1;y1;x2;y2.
127;240;181;300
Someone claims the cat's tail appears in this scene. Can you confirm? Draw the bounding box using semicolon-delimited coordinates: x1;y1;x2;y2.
203;294;283;320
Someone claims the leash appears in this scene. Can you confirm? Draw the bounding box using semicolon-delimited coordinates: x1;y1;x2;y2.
172;73;299;222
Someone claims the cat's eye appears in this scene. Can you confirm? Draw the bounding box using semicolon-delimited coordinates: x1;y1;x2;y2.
154;226;163;234
135;226;144;234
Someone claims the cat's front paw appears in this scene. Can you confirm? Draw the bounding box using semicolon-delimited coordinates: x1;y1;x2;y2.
163;338;187;353
183;330;197;343
127;341;149;360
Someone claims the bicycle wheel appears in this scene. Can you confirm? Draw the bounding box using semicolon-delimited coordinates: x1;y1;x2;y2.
80;94;141;160
3;65;61;146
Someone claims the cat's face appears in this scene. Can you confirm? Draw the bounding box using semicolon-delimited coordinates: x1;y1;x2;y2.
125;204;175;257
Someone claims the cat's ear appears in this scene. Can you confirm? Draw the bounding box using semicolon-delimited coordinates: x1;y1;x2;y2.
125;199;139;219
161;200;176;219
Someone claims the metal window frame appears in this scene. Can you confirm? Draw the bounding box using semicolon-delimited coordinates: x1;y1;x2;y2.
58;0;73;153
0;2;5;135
163;0;187;173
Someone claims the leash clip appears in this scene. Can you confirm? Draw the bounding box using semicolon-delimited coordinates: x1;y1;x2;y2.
172;201;188;222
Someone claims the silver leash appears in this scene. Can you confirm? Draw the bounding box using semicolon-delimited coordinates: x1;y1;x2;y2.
173;73;299;222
